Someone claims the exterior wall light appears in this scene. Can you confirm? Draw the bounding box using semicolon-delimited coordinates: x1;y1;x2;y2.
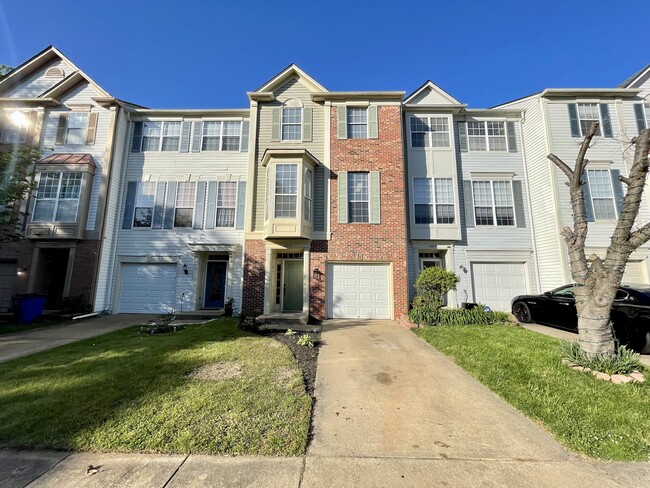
313;267;323;281
182;264;189;275
16;266;28;276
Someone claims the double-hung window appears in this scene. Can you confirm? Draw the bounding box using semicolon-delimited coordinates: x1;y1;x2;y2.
33;172;83;223
577;103;602;137
413;178;455;224
274;164;298;218
281;108;302;141
202;121;242;151
467;121;507;151
472;180;515;226
133;182;156;227
174;182;196;228
586;169;616;219
347;107;368;139
304;168;313;222
1;122;27;144
216;181;237;227
348;172;369;223
410;116;450;148
65;113;88;145
140;121;181;151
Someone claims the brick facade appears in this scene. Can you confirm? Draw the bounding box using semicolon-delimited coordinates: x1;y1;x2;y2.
242;239;266;316
309;105;409;320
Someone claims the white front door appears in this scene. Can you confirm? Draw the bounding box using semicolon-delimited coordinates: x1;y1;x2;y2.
119;264;177;313
327;263;390;319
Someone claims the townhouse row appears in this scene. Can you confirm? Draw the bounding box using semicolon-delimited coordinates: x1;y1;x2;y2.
1;46;649;321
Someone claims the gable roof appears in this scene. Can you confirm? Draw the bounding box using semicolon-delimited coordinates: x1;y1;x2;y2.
0;46;110;99
250;64;327;99
403;80;464;107
619;64;650;88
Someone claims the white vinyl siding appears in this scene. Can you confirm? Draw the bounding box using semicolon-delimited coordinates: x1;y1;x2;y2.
327;263;390;318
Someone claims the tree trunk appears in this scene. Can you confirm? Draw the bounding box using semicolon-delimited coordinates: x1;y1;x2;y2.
574;283;617;355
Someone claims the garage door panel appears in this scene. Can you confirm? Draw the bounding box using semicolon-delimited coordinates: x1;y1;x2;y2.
327;263;390;319
120;264;177;313
472;262;527;312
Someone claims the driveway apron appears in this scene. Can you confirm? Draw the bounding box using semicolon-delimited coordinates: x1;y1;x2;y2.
308;319;570;461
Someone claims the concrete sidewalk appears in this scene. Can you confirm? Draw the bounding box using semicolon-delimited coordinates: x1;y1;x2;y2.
0;314;156;363
1;319;648;487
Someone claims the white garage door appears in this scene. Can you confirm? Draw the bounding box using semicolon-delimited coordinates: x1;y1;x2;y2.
472;262;527;312
119;264;177;313
0;262;17;310
327;263;390;319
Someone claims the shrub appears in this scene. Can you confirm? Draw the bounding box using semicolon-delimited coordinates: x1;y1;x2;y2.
238;316;259;332
414;267;459;311
560;340;644;375
285;329;296;336
409;306;509;326
297;334;314;347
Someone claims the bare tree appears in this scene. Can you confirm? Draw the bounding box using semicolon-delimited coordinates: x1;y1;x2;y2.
548;125;650;355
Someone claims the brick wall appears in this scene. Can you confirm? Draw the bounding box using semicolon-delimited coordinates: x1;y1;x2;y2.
309;105;409;320
242;239;266;316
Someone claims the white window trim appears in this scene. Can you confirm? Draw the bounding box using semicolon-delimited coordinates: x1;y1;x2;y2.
576;103;603;137
173;181;196;228
472;180;516;227
346;107;368;139
64;112;89;145
201;120;243;152
132;181;157;228
409;115;451;149
140;121;182;152
216;181;238;227
467;120;508;152
348;172;369;223
585;169;618;220
281;106;303;142
274;163;298;218
32;172;82;223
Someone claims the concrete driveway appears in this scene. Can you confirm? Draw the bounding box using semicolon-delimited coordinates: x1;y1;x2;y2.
0;314;156;363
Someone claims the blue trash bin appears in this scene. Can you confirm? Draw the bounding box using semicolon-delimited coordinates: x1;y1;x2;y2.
12;294;47;324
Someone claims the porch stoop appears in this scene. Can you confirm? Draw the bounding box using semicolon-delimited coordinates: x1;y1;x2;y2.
255;312;320;332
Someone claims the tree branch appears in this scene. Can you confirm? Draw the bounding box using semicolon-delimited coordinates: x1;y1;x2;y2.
548;154;574;180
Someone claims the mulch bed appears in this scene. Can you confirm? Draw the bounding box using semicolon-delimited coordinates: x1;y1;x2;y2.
262;331;320;396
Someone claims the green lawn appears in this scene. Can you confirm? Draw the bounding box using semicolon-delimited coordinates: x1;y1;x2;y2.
0;318;311;456
414;325;650;461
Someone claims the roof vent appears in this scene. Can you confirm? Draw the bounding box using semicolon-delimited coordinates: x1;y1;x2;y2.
45;67;65;78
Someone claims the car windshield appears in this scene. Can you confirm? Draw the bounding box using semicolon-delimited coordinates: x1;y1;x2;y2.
552;286;575;297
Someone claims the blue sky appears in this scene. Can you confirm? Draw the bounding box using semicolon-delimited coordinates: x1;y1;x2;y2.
0;0;646;109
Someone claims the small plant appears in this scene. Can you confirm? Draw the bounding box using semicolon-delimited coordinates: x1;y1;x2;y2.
224;297;234;317
285;328;297;336
560;340;644;375
237;316;259;332
140;311;180;334
297;333;314;347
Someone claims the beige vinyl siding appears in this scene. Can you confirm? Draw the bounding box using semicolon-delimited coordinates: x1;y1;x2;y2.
93;111;129;311
3;59;74;98
39;83;111;233
252;77;325;232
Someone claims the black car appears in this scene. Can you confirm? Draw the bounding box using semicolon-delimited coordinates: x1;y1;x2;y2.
512;284;650;354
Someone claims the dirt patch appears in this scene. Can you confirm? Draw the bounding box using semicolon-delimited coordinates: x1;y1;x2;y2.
188;362;242;381
263;331;320;396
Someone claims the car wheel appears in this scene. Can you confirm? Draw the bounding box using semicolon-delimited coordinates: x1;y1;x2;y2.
512;301;532;324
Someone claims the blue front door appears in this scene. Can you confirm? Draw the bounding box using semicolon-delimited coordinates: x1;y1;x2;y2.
204;261;227;308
